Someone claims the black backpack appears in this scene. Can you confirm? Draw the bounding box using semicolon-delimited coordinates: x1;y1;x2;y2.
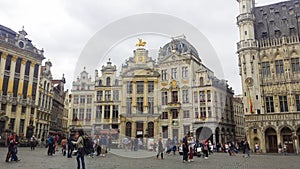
81;136;91;155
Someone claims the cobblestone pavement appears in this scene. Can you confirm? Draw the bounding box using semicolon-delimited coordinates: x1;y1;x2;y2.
0;147;299;169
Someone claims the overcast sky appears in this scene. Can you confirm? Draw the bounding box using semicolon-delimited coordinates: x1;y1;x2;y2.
0;0;283;94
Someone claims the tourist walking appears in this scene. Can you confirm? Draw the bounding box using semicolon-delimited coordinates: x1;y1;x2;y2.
202;140;209;159
156;138;164;159
67;134;74;158
72;130;85;169
47;134;55;156
99;135;107;157
5;132;20;162
30;135;37;150
244;141;250;158
182;134;189;163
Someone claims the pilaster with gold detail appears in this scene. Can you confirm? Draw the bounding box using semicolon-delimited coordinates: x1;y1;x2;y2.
7;55;17;93
18;59;26;95
0;52;8;90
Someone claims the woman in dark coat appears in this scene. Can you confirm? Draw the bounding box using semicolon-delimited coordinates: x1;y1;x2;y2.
156;138;164;159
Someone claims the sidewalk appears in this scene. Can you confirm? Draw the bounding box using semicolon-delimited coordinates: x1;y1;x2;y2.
109;148;156;158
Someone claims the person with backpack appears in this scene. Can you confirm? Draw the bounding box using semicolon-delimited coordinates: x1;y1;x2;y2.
72;130;85;169
47;135;54;156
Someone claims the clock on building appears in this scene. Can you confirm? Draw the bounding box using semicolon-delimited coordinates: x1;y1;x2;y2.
245;77;254;87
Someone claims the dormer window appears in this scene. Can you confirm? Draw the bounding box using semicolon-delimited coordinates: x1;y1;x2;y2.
106;77;111;86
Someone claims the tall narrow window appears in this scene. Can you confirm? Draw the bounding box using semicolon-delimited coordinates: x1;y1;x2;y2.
275;60;284;75
172;91;178;103
96;106;102;119
19;119;25;134
12;78;19;97
126;97;132;114
183;110;190;118
171;68;177;79
80;95;85;104
73;95;79;104
208;107;212;118
182;66;188;78
265;96;274;113
97;91;103;101
162;69;167;80
104;105;110;119
105;90;111;101
106;77;111;86
162;126;168;138
262;62;271;77
296;95;300;111
113;90;119;101
22;80;28;99
148;81;154;93
112;105;118;120
4;55;12;71
86;108;91;121
291;58;300;73
194;91;198;103
172;110;178;119
79;108;84;121
182;90;189;103
200;107;206;118
148;97;154;114
199;77;204;86
162;112;168;119
33;64;39;78
137;81;144;94
127;81;133;94
199;91;205;102
24;61;31;76
195;108;199;118
15;58;21;73
137;97;144;114
162;92;168;105
73;109;78;120
279;96;288;112
87;95;92;104
207;90;211;102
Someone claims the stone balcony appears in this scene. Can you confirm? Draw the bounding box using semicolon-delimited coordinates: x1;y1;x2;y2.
237;39;258;52
167;102;181;109
245;112;300;123
236;13;254;24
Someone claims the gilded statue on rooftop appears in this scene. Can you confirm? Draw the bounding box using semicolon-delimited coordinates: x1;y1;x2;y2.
136;38;146;47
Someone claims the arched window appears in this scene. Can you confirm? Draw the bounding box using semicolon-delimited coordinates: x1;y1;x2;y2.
199;77;204;86
148;122;154;138
126;122;132;137
106;77;111;86
98;80;102;86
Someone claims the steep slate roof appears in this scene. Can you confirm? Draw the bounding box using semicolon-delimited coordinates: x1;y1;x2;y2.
254;0;300;40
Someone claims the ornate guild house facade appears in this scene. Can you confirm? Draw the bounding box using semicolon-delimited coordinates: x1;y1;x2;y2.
0;25;44;141
71;37;236;145
237;0;300;153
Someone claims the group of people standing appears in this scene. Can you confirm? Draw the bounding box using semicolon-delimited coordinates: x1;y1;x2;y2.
122;137;143;151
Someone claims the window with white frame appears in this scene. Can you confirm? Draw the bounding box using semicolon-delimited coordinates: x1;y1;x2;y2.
182;66;188;78
183;110;190;118
171;68;177;79
182;90;189;103
162;69;167;80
